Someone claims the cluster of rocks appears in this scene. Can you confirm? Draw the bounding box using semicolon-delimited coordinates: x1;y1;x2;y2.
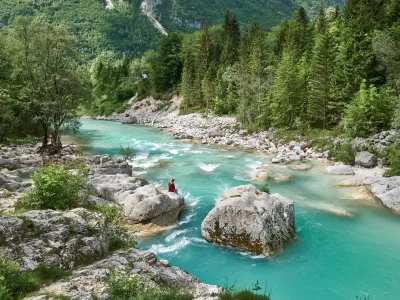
0;144;81;214
85;97;328;163
352;130;400;153
0;146;220;299
86;155;185;226
201;185;295;256
25;248;221;300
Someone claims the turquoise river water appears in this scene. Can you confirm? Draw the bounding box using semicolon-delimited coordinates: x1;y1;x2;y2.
78;119;400;300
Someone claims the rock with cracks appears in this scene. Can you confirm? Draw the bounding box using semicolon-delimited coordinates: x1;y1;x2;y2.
86;155;185;226
363;176;400;212
0;209;111;271
25;248;221;300
201;185;295;256
119;185;184;226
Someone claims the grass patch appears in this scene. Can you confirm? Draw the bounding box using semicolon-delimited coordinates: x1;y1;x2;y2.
0;257;71;300
0;137;41;146
220;290;271;300
107;270;192;300
273;128;338;148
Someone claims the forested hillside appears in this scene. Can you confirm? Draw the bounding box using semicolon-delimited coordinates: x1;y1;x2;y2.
99;1;400;139
0;0;162;59
149;0;344;33
0;0;342;59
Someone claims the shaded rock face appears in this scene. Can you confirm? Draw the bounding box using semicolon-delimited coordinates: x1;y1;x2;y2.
201;185;295;256
355;152;377;168
363;177;400;212
86;155;185;226
326;163;355;175
26;248;221;300
0;209;110;271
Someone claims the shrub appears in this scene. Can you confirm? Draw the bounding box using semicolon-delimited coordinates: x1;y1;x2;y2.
0;257;70;300
119;145;135;160
341;81;395;138
107;270;192;300
94;204;137;251
333;143;356;166
17;164;91;211
383;144;400;177
220;290;271;300
259;184;270;194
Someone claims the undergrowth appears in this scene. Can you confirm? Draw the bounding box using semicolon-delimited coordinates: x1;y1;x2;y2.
0;257;71;300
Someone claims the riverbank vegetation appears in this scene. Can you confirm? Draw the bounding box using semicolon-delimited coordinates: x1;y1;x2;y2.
120;1;400;141
0;17;91;152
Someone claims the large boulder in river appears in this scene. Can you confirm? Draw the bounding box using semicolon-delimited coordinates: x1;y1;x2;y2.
355;151;377;168
201;185;295;256
363;176;400;212
118;185;185;226
0;209;111;271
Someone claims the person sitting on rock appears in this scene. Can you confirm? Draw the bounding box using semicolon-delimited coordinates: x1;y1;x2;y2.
168;178;178;193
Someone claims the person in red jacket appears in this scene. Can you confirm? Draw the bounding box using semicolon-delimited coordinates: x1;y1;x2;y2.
168;178;178;193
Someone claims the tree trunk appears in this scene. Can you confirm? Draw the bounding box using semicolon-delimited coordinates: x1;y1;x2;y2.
40;122;48;152
50;124;62;153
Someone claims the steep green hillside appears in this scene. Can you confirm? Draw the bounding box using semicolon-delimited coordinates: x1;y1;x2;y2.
0;0;161;59
149;0;344;33
0;0;343;59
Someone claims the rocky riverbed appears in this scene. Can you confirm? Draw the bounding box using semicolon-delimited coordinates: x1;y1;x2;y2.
84;97;400;214
85;97;331;163
0;144;220;299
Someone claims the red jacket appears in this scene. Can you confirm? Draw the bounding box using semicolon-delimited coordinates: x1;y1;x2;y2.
168;182;176;192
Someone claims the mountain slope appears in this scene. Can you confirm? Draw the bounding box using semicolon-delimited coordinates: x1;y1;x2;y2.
145;0;344;33
0;0;343;59
0;0;162;59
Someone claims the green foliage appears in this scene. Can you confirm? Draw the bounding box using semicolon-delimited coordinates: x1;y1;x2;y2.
107;270;192;300
259;184;270;194
0;0;161;60
333;143;356;166
93;203;137;251
119;145;135;160
341;82;395;138
5;17;92;150
220;291;270;300
383;143;400;177
17;164;91;211
0;257;70;300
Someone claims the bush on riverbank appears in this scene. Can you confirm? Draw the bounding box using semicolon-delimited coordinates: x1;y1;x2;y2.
332;143;356;166
383;143;400;177
0;257;70;300
16;164;91;211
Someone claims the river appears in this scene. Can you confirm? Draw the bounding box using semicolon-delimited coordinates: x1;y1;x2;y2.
77;119;400;300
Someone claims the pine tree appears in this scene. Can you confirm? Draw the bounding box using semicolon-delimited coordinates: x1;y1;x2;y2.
308;8;332;129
